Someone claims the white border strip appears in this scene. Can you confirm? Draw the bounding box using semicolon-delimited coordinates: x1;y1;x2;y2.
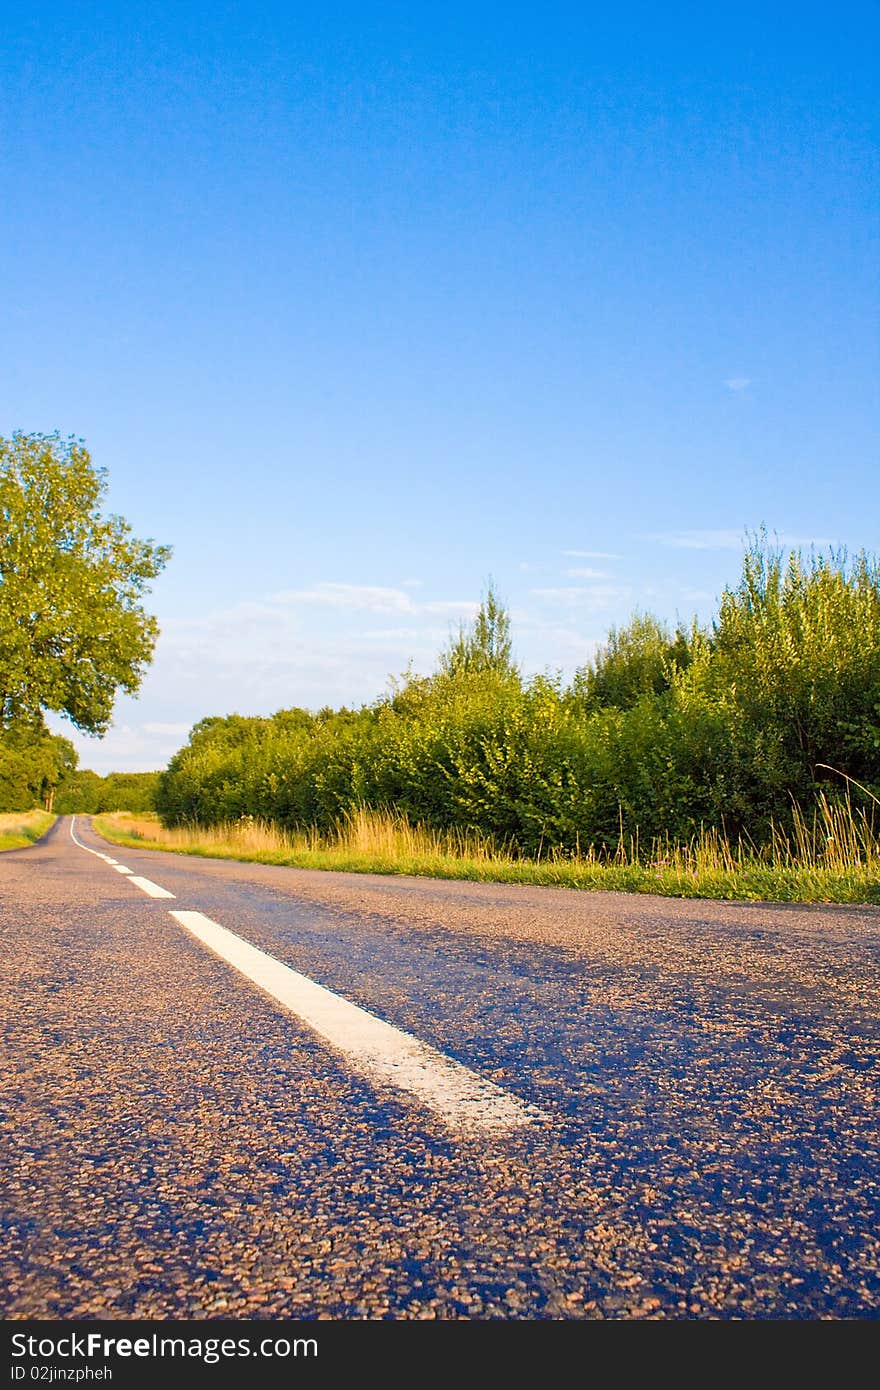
70;817;118;862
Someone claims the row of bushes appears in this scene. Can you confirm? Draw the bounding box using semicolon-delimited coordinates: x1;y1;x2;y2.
155;543;880;853
54;769;160;814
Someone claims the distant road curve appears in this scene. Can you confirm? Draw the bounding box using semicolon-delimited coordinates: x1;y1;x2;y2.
1;814;878;1318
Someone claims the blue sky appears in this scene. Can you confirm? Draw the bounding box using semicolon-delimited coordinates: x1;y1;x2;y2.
2;3;877;771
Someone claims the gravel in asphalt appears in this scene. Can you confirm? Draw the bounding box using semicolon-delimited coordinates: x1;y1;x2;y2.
1;816;878;1318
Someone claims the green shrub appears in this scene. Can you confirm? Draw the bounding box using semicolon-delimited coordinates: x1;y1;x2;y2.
155;547;880;853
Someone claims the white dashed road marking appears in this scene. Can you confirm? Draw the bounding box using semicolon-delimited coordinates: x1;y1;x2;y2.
171;910;544;1135
69;816;541;1135
129;876;176;900
70;818;174;898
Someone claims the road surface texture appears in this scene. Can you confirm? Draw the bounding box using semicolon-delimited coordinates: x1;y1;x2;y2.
2;815;879;1319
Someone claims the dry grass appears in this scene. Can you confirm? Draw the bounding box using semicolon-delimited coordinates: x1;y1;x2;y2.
93;796;880;903
0;809;56;851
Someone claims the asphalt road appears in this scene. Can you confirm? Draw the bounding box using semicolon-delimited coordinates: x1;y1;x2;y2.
2;815;879;1319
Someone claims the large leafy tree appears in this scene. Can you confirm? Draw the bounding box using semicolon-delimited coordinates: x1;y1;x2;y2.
0;432;171;736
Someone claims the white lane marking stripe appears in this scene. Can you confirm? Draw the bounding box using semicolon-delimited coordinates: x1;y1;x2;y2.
70;817;175;899
70;816;107;858
129;875;176;900
170;910;544;1135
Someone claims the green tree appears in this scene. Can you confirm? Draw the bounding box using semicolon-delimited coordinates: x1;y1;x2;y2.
439;583;517;679
53;767;104;814
573;611;697;710
0;432;171;735
0;718;77;811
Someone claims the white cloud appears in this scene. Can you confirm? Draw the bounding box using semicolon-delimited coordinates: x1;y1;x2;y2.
360;626;452;644
562;549;621;559
724;377;752;391
565;566;609;579
82;584;479;754
270;583;477;620
655;528;836;552
44;715;190;775
655;529;747;551
530;584;630;610
272;583;417;613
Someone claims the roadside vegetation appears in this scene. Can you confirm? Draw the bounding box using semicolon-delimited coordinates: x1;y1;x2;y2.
54;770;160;815
137;537;880;902
4;438;876;904
97;786;880;906
0;809;56;851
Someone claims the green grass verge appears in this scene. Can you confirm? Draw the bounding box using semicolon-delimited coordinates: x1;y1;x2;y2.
92;814;880;904
0;810;56;851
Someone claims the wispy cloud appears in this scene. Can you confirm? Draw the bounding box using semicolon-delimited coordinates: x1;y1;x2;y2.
565;566;609;580
117;583;485;744
272;583;416;613
360;626;461;645
655;529;747;551
511;613;604;663
530;584;629;610
655;528;836;552
724;377;752;392
271;583;476;618
562;549;621;559
44;714;195;775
